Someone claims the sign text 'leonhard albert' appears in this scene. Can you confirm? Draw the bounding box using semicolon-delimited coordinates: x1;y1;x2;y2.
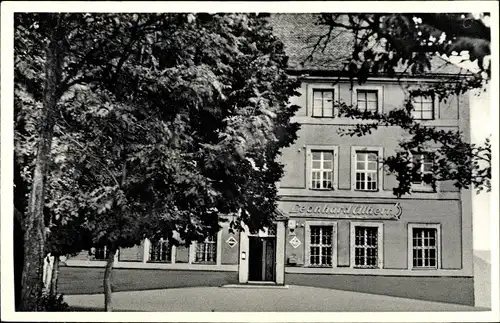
289;202;402;219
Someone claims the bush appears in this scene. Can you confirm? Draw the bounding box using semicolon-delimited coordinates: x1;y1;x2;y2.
38;291;69;311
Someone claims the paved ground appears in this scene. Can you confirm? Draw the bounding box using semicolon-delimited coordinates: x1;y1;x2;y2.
474;252;491;308
59;253;491;312
65;285;486;312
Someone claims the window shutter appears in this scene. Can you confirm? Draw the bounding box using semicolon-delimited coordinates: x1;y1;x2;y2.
305;224;311;266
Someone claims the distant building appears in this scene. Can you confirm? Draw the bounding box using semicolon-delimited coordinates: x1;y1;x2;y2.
68;14;474;306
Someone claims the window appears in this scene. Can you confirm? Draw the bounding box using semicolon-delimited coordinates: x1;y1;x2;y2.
411;96;434;120
309;226;333;267
93;246;109;260
355;151;379;191
350;222;383;269
311;150;334;189
149;238;171;262
312;89;335;117
357;90;378;113
195;235;217;263
354;227;378;267
408;224;440;269
412;152;434;191
305;221;337;267
352;86;383;114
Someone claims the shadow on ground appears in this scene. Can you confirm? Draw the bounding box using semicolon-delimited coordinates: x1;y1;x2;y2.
58;266;237;295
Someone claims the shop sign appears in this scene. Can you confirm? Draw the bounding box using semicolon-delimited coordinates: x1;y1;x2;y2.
226;236;238;248
289;236;301;249
289;202;402;220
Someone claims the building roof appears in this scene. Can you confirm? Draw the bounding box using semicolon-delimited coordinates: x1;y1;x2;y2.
268;13;471;77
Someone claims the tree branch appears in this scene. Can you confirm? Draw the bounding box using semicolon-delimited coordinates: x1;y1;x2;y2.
53;125;120;187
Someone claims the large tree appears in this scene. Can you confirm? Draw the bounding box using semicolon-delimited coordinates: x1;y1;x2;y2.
14;13;300;311
304;13;491;196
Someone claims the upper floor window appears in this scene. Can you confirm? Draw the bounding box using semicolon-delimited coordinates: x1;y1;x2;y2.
352;86;383;114
195;235;217;263
357;90;378;113
411;96;434;120
311;150;334;189
355;151;379;191
412;152;434;191
312;89;335;117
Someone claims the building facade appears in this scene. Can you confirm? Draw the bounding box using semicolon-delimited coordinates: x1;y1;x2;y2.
67;14;474;306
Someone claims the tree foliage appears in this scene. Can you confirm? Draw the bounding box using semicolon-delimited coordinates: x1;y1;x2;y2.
303;13;491;196
14;13;300;310
311;13;491;82
337;97;491;197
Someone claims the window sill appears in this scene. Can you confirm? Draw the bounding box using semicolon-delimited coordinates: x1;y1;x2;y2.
193;261;217;265
410;267;438;270
309;188;335;191
353;189;379;192
411;187;435;193
147;260;173;263
118;260;144;263
305;265;334;268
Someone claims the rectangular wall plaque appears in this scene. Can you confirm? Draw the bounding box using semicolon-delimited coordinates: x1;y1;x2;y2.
288;202;402;219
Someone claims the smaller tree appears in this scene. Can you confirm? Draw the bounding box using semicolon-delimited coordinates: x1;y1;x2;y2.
337;84;491;196
312;13;491;84
302;13;491;195
44;214;92;296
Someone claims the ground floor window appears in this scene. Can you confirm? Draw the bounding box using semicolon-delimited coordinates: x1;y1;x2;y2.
408;224;440;269
310;226;333;267
195;235;217;263
149;238;172;262
305;221;337;267
350;222;383;268
92;246;109;260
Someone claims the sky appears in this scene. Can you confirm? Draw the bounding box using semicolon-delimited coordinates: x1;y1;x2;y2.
470;84;492;251
445;53;493;252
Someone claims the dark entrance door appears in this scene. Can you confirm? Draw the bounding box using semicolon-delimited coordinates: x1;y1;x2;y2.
248;237;276;282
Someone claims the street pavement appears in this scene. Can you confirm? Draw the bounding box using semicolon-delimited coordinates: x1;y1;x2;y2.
62;253;491;312
65;284;487;312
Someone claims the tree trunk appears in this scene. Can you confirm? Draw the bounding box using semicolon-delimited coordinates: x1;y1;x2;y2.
19;14;64;311
42;254;54;292
103;247;117;312
49;256;60;296
14;212;25;311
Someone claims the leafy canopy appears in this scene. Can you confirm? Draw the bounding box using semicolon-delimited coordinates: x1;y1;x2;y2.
14;13;301;252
